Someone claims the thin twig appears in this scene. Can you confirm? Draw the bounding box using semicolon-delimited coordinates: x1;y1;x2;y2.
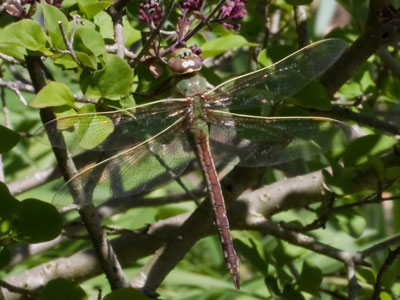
0;78;30;105
105;45;136;60
361;234;400;258
0;86;7;182
0;280;38;299
346;260;359;300
0;52;21;65
372;246;400;300
316;104;400;135
58;20;84;68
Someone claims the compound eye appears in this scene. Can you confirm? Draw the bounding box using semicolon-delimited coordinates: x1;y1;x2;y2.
177;50;186;58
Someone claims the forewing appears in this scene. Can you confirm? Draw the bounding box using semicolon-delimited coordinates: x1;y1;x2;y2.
33;99;188;151
208;110;354;167
52;116;194;208
206;39;346;110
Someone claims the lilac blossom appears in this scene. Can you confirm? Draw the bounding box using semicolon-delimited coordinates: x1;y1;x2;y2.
215;0;247;30
139;0;164;27
179;0;203;14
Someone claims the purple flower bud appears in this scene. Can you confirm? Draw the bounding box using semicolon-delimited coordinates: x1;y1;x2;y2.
139;0;164;27
190;44;202;56
215;0;247;30
179;0;203;13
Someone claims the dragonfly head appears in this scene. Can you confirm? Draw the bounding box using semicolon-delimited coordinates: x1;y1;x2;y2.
168;48;202;75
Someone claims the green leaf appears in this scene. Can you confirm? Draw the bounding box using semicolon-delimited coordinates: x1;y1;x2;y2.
0;125;20;153
75;50;98;69
77;0;113;19
322;166;356;195
104;288;153;300
13;199;63;243
384;76;400;100
0;19;49;52
81;53;134;99
343;135;398;167
53;53;79;69
202;35;258;58
0;182;20;235
74;27;105;57
332;208;366;238
40;278;87;300
234;238;268;275
356;267;376;286
0;43;26;60
258;45;296;67
273;241;305;266
339;82;363;98
282;285;305;300
379;292;392;300
30;82;75;108
297;262;322;295
384;166;400;179
123;16;141;46
93;11;114;40
0;181;20;218
292;82;332;110
285;0;313;5
265;276;282;298
257;49;272;67
0;247;11;269
41;3;68;49
73;104;114;149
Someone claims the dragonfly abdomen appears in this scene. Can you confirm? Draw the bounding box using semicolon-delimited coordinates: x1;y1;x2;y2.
189;127;240;289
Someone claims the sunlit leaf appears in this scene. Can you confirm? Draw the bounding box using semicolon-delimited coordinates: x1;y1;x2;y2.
202;35;258;57
77;0;113;19
0;19;49;53
30;82;75;108
74;27;105;57
343;135;397;167
81;53;134;99
41;3;68;49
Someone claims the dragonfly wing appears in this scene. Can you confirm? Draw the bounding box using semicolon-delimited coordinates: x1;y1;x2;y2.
208;110;354;167
33;99;188;151
206;39;346;110
52;116;194;208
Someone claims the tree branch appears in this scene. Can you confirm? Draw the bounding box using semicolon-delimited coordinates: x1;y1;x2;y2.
24;56;129;290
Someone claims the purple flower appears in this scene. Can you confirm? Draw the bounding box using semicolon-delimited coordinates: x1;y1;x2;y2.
139;0;164;27
179;0;203;13
190;44;202;56
215;0;247;30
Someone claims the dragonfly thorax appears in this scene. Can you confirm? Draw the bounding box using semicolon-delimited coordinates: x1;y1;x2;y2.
176;74;208;97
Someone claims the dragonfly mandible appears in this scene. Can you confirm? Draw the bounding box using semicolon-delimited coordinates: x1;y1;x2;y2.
35;38;353;289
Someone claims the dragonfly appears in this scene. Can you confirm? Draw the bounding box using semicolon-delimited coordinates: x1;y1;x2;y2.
35;38;353;289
